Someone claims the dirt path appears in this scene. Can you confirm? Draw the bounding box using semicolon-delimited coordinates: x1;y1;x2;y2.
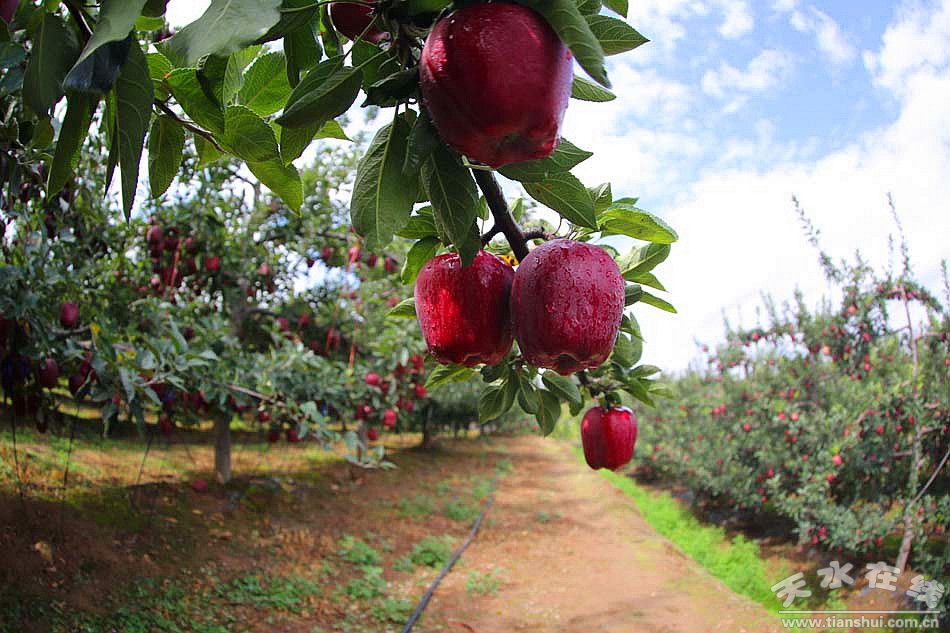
424;437;780;633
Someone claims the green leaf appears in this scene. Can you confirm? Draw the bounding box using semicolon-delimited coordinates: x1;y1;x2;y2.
408;0;451;14
284;19;322;86
638;290;677;313
541;371;582;406
624;283;643;306
585;15;648;55
143;0;169;17
602;0;628;18
620;243;670;278
426;364;475;390
523;171;597;229
279;124;316;164
165;0;282;65
114;43;154;220
65;0;147;92
221;105;280;162
646;380;674;399
315;119;349;141
631;365;661;379
401;236;440;285
571;75;616;102
276;56;362;128
610;332;636;367
403;110;440;177
165;67;224;132
576;0;602;16
386;297;417;319
590;182;612;215
146;52;172;99
23;13;79;114
363;67;418;107
238;52;292;116
259;0;319;44
396;212;439;240
623;378;655;407
47;93;95;196
498;139;592;182
147;114;184;198
536;390;561;436
620;313;643;341
423;144;480;265
351;115;417;250
135;16;166;31
517;376;540;414
247;158;303;211
600;205;678;243
478;385;508;422
320;6;341;58
527;0;608;87
628;271;665;292
195;135;223;165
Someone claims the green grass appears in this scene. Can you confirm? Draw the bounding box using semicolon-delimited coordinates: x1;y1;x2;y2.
397;494;435;518
580;448;849;618
402;536;455;570
215;573;321;609
344;566;387;600
443;498;480;523
337;535;382;567
370;597;414;623
465;570;502;596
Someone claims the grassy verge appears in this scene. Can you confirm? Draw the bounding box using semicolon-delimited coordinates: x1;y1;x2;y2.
572;447;848;619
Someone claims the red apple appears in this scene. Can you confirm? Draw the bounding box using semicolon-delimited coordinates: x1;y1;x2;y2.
510;240;624;375
192;479;208;493
146;224;163;246
365;372;381;387
367;427;379;441
59;302;80;329
328;2;386;44
581;406;637;471
257;410;271;423
415;251;514;367
832;454;843;466
321;246;334;262
286;427;300;443
414;384;427;400
366;253;378;268
267;428;280;443
37;358;59;389
204;256;220;273
384;256;397;274
158;415;173;437
383;409;397;429
420;3;572;167
348;245;362;264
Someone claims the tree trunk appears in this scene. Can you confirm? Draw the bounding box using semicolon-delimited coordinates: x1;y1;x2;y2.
420;407;433;449
214;413;232;484
895;291;923;572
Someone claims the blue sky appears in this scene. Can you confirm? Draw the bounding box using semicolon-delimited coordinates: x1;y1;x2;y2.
168;0;950;371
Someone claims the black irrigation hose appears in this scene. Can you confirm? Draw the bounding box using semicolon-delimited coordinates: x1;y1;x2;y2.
401;478;499;633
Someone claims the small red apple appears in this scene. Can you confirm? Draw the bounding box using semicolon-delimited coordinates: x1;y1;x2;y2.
37;358;59;389
204;256;220;273
384;256;397;274
257;410;271;424
365;372;381;387
414;384;427;400
742;423;752;432
192;479;208;493
581;406;637;471
348;245;362;264
420;3;572;167
146;224;163;246
367;427;379;441
59;302;80;329
415;251;514;367
511;240;624;375
366;253;378;268
383;409;397;428
832;454;843;466
321;246;334;262
286;427;300;443
158;415;173;437
267;428;279;443
328;2;386;44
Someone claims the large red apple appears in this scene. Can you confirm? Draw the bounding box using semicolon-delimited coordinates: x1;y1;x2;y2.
510;240;624;375
419;3;573;167
581;406;637;471
329;2;386;44
59;302;80;329
383;409;397;428
414;251;514;367
204;256;220;273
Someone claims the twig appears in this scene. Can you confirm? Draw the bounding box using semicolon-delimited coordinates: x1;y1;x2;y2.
154;101;225;152
63;0;93;43
472;170;528;261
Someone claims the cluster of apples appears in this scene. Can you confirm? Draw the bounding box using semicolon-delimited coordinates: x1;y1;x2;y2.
142;219;221;297
360;354;427;440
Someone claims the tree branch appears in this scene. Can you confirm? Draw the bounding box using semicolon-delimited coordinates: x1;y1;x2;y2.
472;170;528;261
154;101;225;152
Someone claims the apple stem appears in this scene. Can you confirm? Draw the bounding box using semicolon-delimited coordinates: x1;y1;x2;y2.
472;170;529;261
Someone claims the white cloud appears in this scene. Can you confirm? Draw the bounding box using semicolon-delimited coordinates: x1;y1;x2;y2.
701;49;795;104
717;0;755;38
166;0;210;27
787;6;857;66
633;0;950;371
864;0;950;92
